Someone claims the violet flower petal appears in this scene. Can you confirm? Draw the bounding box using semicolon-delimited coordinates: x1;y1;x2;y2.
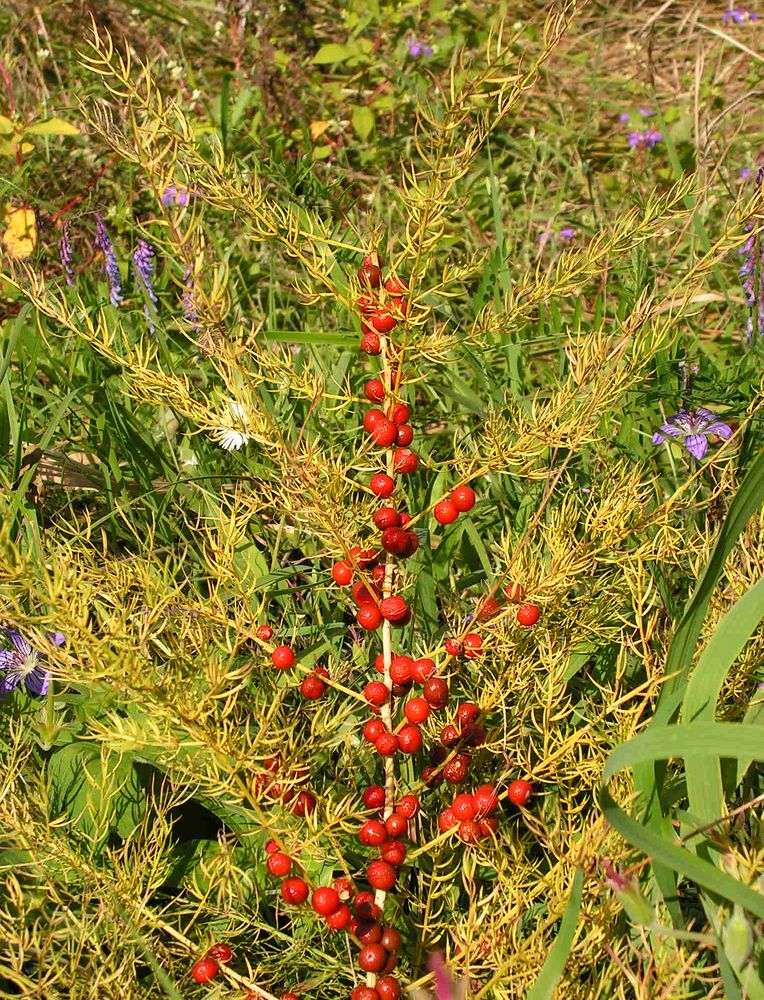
684;434;709;460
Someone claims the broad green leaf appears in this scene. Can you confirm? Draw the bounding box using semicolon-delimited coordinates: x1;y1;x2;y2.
311;43;353;64
25;117;80;136
526;868;584;1000
0;115;13;134
351;104;374;141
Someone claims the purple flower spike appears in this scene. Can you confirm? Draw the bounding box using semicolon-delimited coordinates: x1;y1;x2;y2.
133;239;158;336
722;8;758;24
59;221;75;286
95;212;123;307
408;38;433;58
0;628;64;697
652;408;733;460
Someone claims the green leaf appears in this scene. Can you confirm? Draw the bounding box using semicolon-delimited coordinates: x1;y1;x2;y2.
311;43;353;64
0;115;13;134
526;869;584;1000
24;117;79;136
351;104;374;141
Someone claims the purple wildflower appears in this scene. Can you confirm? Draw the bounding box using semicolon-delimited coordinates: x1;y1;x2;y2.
618;111;630;123
182;265;199;329
722;8;758;23
638;106;655;117
558;226;576;240
133;239;158;336
58;221;74;286
408;38;433;57
652;408;733;460
95;212;122;307
161;185;196;207
0;629;65;697
628;127;663;150
739;166;752;181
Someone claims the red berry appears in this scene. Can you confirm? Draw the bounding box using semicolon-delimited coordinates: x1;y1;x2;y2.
352;580;378;604
267;852;292;877
206;943;232;963
463;632;483;658
508;779;533;806
370;473;395;497
450;484;476;512
385;275;409;296
476;596;501;620
192;957;219;983
434;498;459;525
370;418;397;447
380;927;402;953
422;765;443;787
351;988;380;1000
389;655;413;684
440;723;460;748
333;875;355;901
359;943;388;973
281;993;300;1000
367;859;397;891
382;954;398;976
393;448;418;474
444;638;463;656
423;676;449;708
363;784;386;809
397;723;422;753
438;807;459;831
444;754;470;784
479;816;499;838
361;331;381;355
363;408;385;432
459;819;482;844
373;506;401;530
364;378;385;403
517;603;541;627
380;839;407;866
358;261;383;289
472;784;499;816
325;901;352;930
395;423;414;446
376;976;402;1000
291;790;316;817
332;560;353;586
375;731;400;756
457;702;480;726
404;696;430;724
504;582;525;603
256;625;273;641
354;892;381;921
358;294;378;315
397;794;419;818
357;604;383;631
364;681;389;706
265;839;280;854
370;311;396;333
363;719;386;743
379;596;408;622
380;527;412;557
411;657;436;682
451;793;476;821
384;811;408;837
271;645;295;669
280;877;309;904
300;672;327;699
389;402;411;425
359;819;388;846
463;722;485;746
311;886;340;916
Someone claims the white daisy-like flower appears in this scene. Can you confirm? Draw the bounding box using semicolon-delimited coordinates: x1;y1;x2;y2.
211;401;252;452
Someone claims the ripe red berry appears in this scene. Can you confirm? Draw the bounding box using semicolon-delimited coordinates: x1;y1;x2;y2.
385;275;409;296
361;331;381;355
265;839;280;854
411;657;436;682
389;655;413;684
363;408;385;432
434;498;459;525
459;819;482;844
281;993;300;1000
332;560;353;586
517;603;541;627
267;852;292;877
380;927;402;953
444;754;471;784
473;784;500;816
291;790;316;817
393;448;418;473
206;943;232;963
367;859;397;891
396;794;419;818
364;378;385;402
370;418;397;447
280;877;309;904
439;723;460;748
354;892;381;921
384;811;408;837
364;681;389;706
271;645;295;669
423;676;449;708
508;779;533;806
457;702;480;726
325;901;352;930
358;260;383;289
422;765;443;787
376;976;402;1000
300;671;327;699
444;638;462;657
379;596;408;622
370;473;395;497
311;886;340;916
352;580;378;604
479;816;500;838
359;819;388;846
358;294;378;315
374;506;401;530
504;582;525;603
451;793;476;821
462;722;485;746
351;988;380;1000
363;784;386;809
404;696;430;724
397;723;422;754
359;943;388;972
380;839;407;866
438;807;459;832
450;484;476;512
375;731;400;756
476;596;501;620
256;624;273;641
357;921;383;945
388;402;411;425
192;957;219;983
357;604;383;631
363;719;386;743
463;632;483;658
395;423;414;446
371;311;396;333
380;526;414;557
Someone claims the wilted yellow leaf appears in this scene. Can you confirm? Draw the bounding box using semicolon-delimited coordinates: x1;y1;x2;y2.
0;115;14;134
309;120;331;141
2;206;37;259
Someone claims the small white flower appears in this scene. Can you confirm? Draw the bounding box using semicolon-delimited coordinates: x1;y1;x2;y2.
211;401;252;452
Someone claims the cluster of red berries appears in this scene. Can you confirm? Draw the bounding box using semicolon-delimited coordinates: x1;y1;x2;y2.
254;754;317;817
356;255;409;358
433;484;476;525
437;784;500;843
191;942;232;983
